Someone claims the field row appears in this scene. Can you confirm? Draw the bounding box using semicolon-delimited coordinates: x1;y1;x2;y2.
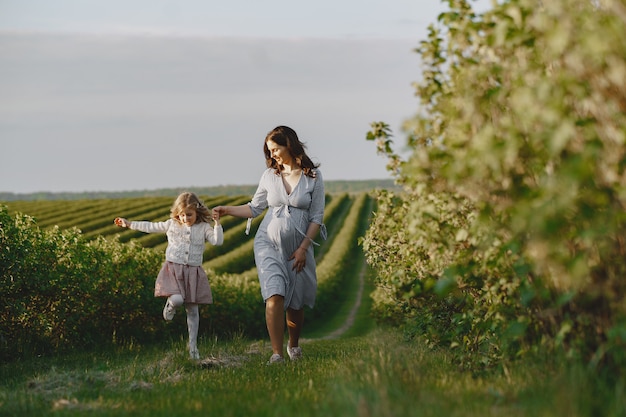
3;193;364;277
1;192;374;358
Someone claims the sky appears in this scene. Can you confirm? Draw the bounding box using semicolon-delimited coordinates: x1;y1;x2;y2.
0;0;495;194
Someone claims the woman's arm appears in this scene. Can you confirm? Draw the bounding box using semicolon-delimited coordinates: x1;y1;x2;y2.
213;170;268;220
298;222;321;252
212;205;253;219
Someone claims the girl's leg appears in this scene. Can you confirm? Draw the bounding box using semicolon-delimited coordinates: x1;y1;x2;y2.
185;304;200;360
169;294;184;306
163;294;184;320
265;295;285;357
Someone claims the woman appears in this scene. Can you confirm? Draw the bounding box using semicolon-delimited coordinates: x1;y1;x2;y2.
213;125;326;364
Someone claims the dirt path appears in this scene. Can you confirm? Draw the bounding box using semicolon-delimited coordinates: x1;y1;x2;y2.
315;262;366;340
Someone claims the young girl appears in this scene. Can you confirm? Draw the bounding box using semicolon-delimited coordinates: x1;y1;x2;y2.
114;192;223;360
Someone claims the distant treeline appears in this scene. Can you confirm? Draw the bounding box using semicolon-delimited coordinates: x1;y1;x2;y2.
0;179;397;201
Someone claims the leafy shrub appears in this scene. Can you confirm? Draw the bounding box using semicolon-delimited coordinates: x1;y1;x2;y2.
204;271;265;338
0;206;165;360
363;0;626;371
0;205;269;360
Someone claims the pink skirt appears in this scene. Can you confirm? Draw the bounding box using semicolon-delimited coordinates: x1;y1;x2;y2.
154;261;213;304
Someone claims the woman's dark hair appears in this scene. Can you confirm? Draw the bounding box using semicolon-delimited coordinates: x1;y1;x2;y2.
263;125;319;178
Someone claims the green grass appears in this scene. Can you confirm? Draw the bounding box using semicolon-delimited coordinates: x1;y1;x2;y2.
2;330;624;417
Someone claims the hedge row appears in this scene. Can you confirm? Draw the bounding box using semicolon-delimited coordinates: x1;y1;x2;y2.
0;207;165;360
311;193;371;323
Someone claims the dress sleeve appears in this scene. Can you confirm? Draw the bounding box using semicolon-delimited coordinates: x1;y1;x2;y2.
130;219;171;233
308;169;325;226
248;169;270;218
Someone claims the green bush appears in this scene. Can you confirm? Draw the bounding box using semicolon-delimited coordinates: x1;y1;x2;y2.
0;205;269;360
363;0;626;372
0;206;165;360
203;271;265;338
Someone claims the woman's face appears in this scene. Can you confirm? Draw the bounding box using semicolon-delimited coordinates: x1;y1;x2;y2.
266;140;293;166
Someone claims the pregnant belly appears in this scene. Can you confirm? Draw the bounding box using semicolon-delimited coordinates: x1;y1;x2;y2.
266;216;296;247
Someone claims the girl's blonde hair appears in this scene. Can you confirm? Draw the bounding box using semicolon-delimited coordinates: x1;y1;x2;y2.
170;192;211;224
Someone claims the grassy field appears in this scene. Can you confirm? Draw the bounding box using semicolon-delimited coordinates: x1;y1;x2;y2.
2;329;623;416
1;264;624;416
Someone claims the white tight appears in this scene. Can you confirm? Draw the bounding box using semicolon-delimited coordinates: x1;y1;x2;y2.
168;294;184;308
185;304;199;353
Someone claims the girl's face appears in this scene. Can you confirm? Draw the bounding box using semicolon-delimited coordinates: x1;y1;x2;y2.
179;208;197;226
266;140;293;166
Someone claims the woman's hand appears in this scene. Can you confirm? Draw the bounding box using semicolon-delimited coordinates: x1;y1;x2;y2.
212;205;253;219
211;209;221;226
289;247;307;273
212;206;227;219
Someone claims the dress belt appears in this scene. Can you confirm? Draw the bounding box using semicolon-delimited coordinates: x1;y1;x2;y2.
244;205;327;245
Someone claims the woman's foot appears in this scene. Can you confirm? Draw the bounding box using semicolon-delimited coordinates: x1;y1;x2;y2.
287;346;302;361
266;353;284;365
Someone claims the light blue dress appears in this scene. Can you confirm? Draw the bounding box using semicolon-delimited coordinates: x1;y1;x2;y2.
248;168;326;310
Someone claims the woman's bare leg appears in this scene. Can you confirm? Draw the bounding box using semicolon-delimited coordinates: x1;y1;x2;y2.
286;308;304;348
265;295;285;356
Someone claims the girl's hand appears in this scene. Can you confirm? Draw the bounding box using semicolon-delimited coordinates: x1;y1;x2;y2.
211;207;221;225
114;217;129;228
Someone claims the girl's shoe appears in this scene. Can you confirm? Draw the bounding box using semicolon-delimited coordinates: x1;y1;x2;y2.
266;353;284;365
189;349;200;360
287;346;302;361
163;300;176;320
